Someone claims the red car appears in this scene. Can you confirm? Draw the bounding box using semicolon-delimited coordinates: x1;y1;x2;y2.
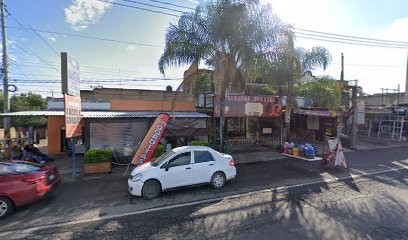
0;161;61;218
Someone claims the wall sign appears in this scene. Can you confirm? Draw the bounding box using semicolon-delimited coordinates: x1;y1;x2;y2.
214;95;282;117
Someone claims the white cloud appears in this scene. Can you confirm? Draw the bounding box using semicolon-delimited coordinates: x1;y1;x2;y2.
64;0;113;31
126;44;137;51
48;36;57;42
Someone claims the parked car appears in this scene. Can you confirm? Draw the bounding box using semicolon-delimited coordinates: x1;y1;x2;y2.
0;161;61;218
128;146;236;199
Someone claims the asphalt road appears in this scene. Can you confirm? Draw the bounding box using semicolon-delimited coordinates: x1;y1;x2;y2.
1;147;408;239
2;168;408;240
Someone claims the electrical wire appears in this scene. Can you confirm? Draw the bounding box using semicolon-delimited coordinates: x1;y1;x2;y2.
6;8;60;57
95;0;179;17
295;33;408;49
120;0;187;13
146;0;195;10
295;28;408;45
9;37;60;72
8;26;164;48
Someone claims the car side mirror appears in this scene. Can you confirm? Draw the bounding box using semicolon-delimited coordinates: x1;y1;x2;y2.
163;162;170;171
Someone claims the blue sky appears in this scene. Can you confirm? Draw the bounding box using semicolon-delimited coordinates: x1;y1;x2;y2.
4;0;408;97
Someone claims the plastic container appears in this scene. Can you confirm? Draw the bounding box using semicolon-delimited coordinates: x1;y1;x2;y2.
283;142;289;154
299;145;305;157
288;145;293;155
293;147;299;157
305;146;315;159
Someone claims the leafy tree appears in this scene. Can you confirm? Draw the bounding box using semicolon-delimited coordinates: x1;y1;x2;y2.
158;0;293;150
298;76;341;110
9;93;47;127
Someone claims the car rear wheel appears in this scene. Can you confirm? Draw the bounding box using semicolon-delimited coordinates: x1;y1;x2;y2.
141;180;161;200
211;171;226;189
0;197;14;218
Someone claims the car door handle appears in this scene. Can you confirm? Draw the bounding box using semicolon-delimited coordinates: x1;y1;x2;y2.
186;167;191;170
209;163;214;166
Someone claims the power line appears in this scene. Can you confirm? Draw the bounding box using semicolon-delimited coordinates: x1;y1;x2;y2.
295;28;408;45
295;33;408;49
96;0;179;17
8;26;163;48
5;8;60;57
9;37;60;72
146;0;195;10
120;0;186;13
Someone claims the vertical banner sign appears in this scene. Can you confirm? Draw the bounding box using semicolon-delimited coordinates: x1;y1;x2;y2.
61;52;80;97
64;94;82;138
131;114;170;166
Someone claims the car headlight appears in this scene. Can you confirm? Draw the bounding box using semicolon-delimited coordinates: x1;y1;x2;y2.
130;173;143;182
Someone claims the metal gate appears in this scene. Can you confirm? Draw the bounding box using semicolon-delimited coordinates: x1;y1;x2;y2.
358;118;406;141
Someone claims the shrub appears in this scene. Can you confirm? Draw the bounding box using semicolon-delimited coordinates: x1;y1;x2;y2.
190;141;209;146
152;145;164;158
85;149;113;164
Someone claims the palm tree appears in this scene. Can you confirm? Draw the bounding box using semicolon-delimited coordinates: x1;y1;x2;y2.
258;44;331;138
158;0;293;151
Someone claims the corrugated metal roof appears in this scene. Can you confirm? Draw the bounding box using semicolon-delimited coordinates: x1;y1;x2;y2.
294;109;348;117
0;111;209;118
0;111;65;117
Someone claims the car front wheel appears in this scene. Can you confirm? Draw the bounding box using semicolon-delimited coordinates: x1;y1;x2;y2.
0;197;14;218
141;180;161;200
211;172;226;189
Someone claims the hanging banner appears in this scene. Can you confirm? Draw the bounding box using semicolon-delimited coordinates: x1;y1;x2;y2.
64;94;82;138
131;113;170;166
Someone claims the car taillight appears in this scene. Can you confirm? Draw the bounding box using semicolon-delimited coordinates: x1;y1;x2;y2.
229;159;235;166
22;176;45;184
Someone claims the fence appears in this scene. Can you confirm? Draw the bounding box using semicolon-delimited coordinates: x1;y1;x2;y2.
358;119;406;141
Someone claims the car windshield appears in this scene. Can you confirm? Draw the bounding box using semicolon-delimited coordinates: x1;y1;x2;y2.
0;162;41;175
150;150;176;167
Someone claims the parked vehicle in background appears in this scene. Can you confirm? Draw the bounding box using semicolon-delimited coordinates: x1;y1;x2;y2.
128;146;236;199
0;161;61;218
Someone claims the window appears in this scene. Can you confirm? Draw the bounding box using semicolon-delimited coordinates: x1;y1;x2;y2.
168;152;191;167
194;151;214;163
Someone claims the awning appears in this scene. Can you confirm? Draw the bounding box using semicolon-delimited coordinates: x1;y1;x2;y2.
294;109;348;117
0;111;210;118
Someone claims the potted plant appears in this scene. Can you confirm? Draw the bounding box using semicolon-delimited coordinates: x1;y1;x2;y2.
84;149;113;174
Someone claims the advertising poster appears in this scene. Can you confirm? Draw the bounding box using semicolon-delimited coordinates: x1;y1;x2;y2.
131;113;170;166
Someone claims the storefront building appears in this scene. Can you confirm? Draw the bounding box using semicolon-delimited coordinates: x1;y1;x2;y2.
213;94;283;148
1;88;210;159
292;108;348;142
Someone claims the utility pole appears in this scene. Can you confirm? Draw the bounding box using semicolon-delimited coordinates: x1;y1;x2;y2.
1;0;10;140
405;51;408;93
351;81;358;150
340;53;344;81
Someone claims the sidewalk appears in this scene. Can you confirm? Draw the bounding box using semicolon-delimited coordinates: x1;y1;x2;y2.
49;137;408;177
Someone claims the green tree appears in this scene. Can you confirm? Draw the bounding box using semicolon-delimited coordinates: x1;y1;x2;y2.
299;76;341;110
257;45;331;136
9;93;47;127
158;0;293;150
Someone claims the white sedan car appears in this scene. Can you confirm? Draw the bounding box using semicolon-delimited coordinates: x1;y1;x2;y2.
128;146;236;199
